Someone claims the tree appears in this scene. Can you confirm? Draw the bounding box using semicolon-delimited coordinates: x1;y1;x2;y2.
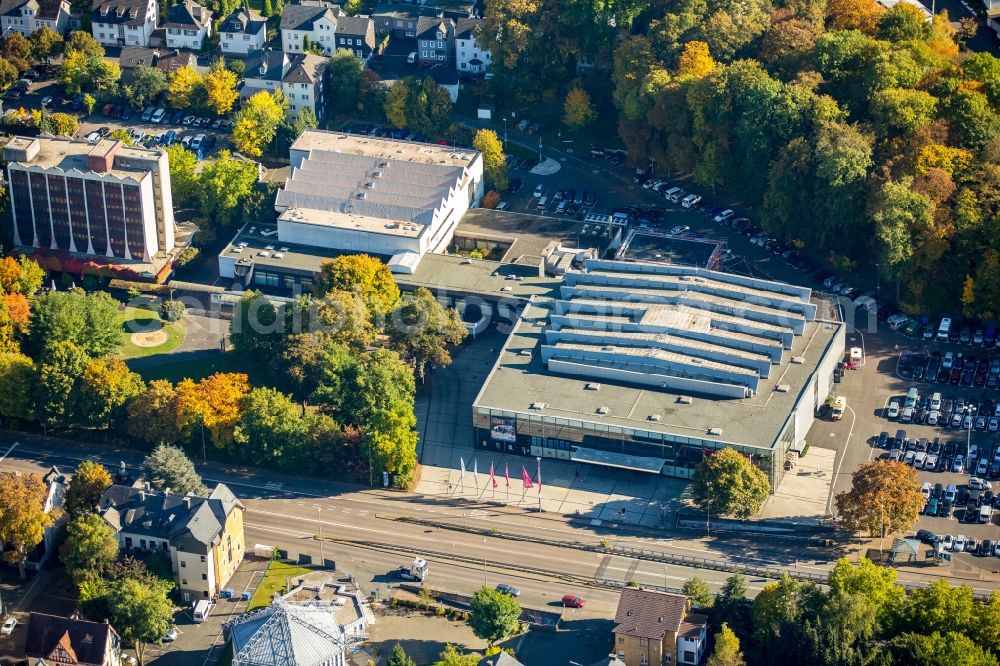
107;575;174;666
835;459;925;540
707;623;745;666
142;444;207;495
0;352;34;420
383;77;452;136
326;48;364;114
309;290;376;349
388;643;416;666
826;0;884;33
677;40;715;78
691;448;770;520
82;93;96;115
233;387;315;467
166;65;202;109
231;290;281;357
35;340;89;428
878;3;931;41
1;33;32;72
78;357;145;429
683;577;714;609
314;254;400;317
386;287;466;382
57;49;91;95
93;59;120;94
160;299;185;322
127;380;181;446
204;59;239;115
384;79;408;128
871;179;934;292
66;31;104;59
438;644;480;666
896;579;975;637
124;65;167;110
233;89;286;158
109;128;134;146
276;106;318;152
175;373;249;449
29;290;121;357
165;144;199;207
198;150;259;225
949;91;1000;151
870;88;937;134
0;58;16;93
64;460;113;517
469;585;521;646
60;513;119;583
563;88;596;130
30;26;63;64
0;472;56;578
827;557;904;625
472;129;508;192
45;111;79;137
887;632;995;666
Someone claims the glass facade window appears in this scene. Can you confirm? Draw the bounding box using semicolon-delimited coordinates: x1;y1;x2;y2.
104;183;127;257
47;174;71;251
28;172;51;248
85;179;108;256
253;271;279;286
67;177;89;252
122;184;146;259
10;171;34;246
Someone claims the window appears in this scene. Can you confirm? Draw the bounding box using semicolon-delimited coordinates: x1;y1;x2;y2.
640;638;648;647
640;657;648;666
421;50;427;57
200;555;206;562
437;40;443;48
182;579;188;585
683;652;695;663
181;560;186;567
140;539;147;549
618;637;624;644
355;49;361;57
201;573;207;580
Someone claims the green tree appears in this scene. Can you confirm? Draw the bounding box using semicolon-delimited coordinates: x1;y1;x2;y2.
126;380;181;447
233;387;314;467
109;128;134;146
683;577;714;608
386;287;467;382
0;472;56;578
198;150;259;225
1;33;32;72
563;88;597;130
78;357;144;429
896;579;975;637
835;459;925;540
970;591;1000;657
233;89;286;158
886;632;995;666
60;513;119;583
472;128;508;192
30;26;63;64
871;179;934;294
35;340;89;428
124;65;168;110
165;144;199;207
314;254;400;317
438;644;480;666
878;2;931;41
57;49;91;94
388;643;416;666
326;48;364;114
231;290;281;358
142;444;207;495
107;575;174;666
82;93;96;115
29;290;121;357
65;31;103;59
707;623;745;666
469;585;522;646
310;290;376;349
93;59;120;94
63;460;113;518
801;591;876;666
691;447;770;520
0;58;16;93
870;88;937;135
948;91;1000;151
827;557;905;625
0;352;35;420
384;78;408;128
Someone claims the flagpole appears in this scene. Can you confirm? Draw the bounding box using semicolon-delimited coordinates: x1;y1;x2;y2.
473;458;479;493
505;463;509;500
537;456;542;512
460;457;466;494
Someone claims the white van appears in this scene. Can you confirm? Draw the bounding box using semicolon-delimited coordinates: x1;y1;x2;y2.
979;504;992;524
193;599;212;622
664;187;683;203
938;317;952;341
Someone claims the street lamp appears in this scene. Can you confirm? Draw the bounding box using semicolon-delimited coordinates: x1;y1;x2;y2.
314;504;324;567
706;481;712;537
502;117;507;147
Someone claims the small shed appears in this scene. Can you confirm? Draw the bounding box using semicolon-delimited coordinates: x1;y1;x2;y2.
888;537;921;563
477;103;494;120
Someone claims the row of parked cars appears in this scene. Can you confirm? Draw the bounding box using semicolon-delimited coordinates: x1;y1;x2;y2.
887;385;1000;435
917;528;1000;557
878;429;983;474
899;349;1000;389
919;477;997;525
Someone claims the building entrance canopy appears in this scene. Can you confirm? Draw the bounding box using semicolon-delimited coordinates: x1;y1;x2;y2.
571;447;665;474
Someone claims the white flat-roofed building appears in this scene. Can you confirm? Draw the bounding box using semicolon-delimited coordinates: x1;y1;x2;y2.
218;129;483;282
5;136;176;264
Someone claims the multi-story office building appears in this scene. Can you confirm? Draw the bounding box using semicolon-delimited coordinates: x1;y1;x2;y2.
5;136;175;263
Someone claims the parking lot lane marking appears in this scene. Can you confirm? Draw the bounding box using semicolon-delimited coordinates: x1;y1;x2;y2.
0;441;18;464
828;405;857;517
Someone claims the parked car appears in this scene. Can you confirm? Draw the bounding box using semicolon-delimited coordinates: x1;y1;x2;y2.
1;618;16;635
141;107;155;122
151;108;166;123
495;584;520;597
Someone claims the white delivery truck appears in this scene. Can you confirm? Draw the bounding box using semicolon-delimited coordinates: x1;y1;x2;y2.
193;599;213;623
395;557;429;582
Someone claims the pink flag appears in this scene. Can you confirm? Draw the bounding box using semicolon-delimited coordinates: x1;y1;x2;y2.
504;463;510;488
489;463;497;488
521;466;534;489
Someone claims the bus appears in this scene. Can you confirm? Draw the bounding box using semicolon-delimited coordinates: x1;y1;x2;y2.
831;396;847;421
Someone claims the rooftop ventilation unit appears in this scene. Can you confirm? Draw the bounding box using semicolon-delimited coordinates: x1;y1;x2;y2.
791;356;805;364
517;349;532;357
264;245;274;251
775;384;791;393
677;396;692;404
355;192;366;199
648;414;661;422
364;181;374;188
585;382;601;391
602;345;615;352
272;252;284;259
596;406;609;415
371;171;382;178
529;402;547;410
378;161;388;168
707;427;722;436
279;247;288;252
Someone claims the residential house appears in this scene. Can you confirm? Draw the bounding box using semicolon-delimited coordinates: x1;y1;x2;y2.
243;49;327;120
280;0;341;55
425;63;457;102
163;0;211;50
371;3;430;37
154;47;198;74
477;653;525;666
98;481;246;603
455;17;489;75
415;15;452;66
91;0;158;47
219;6;266;55
118;45;158;83
334;14;374;62
0;0;70;36
612;588;708;666
385;0;475;21
0;466;66;572
25;613;124;666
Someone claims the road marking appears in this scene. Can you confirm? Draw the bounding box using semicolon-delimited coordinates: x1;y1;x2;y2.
829;404;858;516
264;481;284;490
0;442;18;464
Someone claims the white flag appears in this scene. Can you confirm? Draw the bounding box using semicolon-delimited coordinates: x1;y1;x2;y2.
473;458;479;489
459;457;466;487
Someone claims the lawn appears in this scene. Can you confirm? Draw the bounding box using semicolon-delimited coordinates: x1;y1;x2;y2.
248;561;312;610
119;305;187;360
134;352;265;384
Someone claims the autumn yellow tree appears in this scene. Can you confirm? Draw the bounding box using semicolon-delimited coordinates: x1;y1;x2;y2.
0;472;56;578
175;373;250;450
826;0;884;33
962;275;976;316
63;460;113;517
4;293;29;335
78;357;145;429
314;254;401;318
203;59;239;115
232;90;286;158
166;65;203;109
471;128;508;192
835;460;925;542
127;379;181;446
562;88;597;130
676;41;716;78
915;144;973;177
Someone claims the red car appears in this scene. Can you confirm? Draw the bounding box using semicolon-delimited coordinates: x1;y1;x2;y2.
562;595;584;608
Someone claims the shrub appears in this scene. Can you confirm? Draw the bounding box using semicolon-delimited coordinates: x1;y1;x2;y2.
174;246;199;267
482;191;501;209
159;299;186;322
